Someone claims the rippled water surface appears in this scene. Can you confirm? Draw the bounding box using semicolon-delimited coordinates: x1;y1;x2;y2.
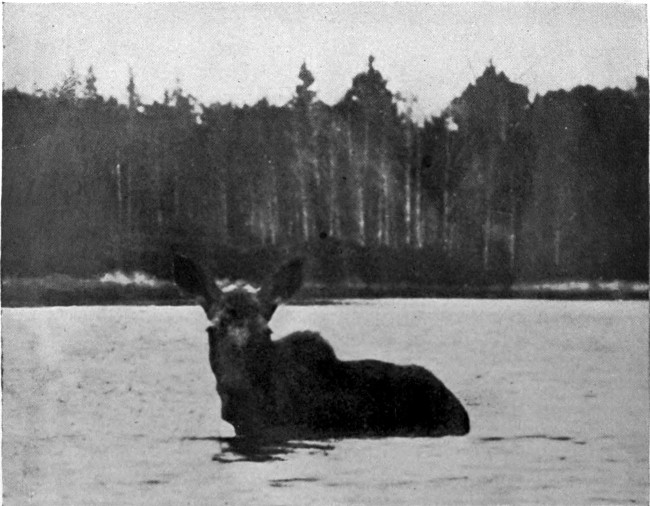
3;300;648;504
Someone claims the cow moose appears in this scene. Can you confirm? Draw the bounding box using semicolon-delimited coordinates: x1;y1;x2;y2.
173;254;470;439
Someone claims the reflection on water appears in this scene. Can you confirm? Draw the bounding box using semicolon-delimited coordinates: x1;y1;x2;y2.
181;436;335;463
479;434;587;445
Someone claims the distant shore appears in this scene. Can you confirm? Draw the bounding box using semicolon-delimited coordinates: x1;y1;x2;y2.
1;275;647;307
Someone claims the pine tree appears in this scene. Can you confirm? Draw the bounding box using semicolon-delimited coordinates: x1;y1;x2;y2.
449;63;531;276
290;62;319;242
340;56;401;246
84;66;98;100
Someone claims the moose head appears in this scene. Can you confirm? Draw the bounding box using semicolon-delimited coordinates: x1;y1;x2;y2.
174;254;470;439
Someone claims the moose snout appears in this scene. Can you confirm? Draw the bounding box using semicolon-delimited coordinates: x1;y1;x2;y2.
219;390;264;435
219;391;236;421
219;390;245;422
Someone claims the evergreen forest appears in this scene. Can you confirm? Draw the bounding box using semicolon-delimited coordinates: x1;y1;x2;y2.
3;58;648;289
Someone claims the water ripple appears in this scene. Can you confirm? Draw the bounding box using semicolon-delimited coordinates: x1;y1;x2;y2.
478;434;587;445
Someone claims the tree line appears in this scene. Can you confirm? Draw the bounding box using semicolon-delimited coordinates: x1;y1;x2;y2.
3;59;648;286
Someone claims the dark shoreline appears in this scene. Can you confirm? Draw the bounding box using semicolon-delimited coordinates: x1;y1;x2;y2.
1;277;647;307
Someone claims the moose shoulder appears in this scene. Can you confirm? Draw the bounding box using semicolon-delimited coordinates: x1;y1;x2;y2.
173;254;470;439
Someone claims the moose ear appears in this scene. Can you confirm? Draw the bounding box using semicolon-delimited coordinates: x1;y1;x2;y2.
259;258;304;320
173;254;221;318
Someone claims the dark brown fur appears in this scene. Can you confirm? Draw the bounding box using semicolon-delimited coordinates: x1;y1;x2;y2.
174;255;470;439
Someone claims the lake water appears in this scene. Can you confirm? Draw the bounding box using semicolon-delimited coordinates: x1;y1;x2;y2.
3;300;648;504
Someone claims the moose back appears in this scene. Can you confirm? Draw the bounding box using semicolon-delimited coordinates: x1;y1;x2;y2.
173;255;470;439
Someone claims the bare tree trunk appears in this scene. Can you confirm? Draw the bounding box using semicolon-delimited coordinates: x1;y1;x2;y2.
301;178;310;242
346;117;364;245
553;229;561;268
291;122;311;243
153;160;163;233
361;120;371;245
553;186;570;271
312;145;321;239
115;162;123;229
218;167;228;242
327;128;340;238
247;184;259;242
269;160;279;245
404;125;413;247
482;150;496;273
298;152;310;242
405;163;412;246
483;211;492;272
383;172;390;246
125;163;133;232
414;135;423;248
173;162;180;220
205;138;228;242
379;139;390;246
377;177;384;244
377;148;384;245
509;174;517;274
256;200;265;243
443;133;451;252
113;158;124;265
356;178;365;245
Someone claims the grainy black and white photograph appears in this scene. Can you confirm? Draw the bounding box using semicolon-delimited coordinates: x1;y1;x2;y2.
2;2;648;504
